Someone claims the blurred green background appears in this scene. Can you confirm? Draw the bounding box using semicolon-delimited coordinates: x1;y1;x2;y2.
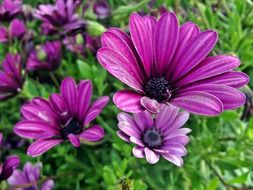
1;0;253;189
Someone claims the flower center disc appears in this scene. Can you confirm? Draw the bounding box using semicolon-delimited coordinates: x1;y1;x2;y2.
62;118;82;138
142;128;163;148
144;77;171;103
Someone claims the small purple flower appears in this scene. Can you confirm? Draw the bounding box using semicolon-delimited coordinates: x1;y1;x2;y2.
8;162;54;190
93;0;111;20
0;0;22;21
34;0;85;35
14;77;109;157
117;105;190;165
97;12;249;116
0;133;20;181
26;41;62;71
0;19;26;43
0;54;23;101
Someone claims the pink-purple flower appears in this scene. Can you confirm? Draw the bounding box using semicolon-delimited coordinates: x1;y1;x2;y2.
117;105;190;165
0;133;20;181
0;19;26;43
34;0;85;35
93;0;111;20
26;41;62;71
14;77;109;157
97;12;249;116
0;53;23;100
8;162;54;190
0;0;22;21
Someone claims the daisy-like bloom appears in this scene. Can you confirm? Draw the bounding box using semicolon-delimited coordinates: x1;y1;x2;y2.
14;77;109;157
34;0;85;35
26;41;62;71
0;133;20;181
8;162;54;190
0;19;26;43
0;54;23;101
117;105;190;165
0;0;22;21
97;12;249;116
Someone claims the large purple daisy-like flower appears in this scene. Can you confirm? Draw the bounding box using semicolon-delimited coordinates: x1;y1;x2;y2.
97;12;249;116
0;0;22;21
0;54;23;100
0;133;20;181
34;0;85;35
14;77;109;157
8;162;54;190
117;105;190;165
26;41;62;71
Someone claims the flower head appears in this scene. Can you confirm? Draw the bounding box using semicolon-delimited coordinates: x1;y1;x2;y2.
8;162;54;190
0;133;20;181
34;0;85;35
0;0;22;21
0;54;23;101
26;41;62;71
14;77;109;157
97;12;249;116
117;105;190;165
0;19;26;43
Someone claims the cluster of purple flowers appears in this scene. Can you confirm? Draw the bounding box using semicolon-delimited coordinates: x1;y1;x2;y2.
0;0;250;188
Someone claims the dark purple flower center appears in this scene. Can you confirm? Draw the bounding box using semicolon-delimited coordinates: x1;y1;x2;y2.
61;118;82;138
144;77;171;103
142;128;163;149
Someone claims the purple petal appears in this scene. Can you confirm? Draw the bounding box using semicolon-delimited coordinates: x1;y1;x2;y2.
143;15;157;40
164;135;190;146
9;19;26;38
116;131;130;142
171;91;223;116
77;80;92;121
41;179;55;190
97;47;143;91
140;96;160;113
118;120;140;138
129;13;153;77
80;125;104;142
113;90;144;113
68;134;81;147
49;93;68;116
179;84;246;110
117;112;140;132
14;121;59;139
161;143;187;156
134;110;154;131
177;55;240;86
27;139;63;157
1;155;20;180
60;77;78;115
129;136;144;147
144;148;160;164
132;147;145;158
172;30;218;81
162;154;183;167
154;12;179;75
0;133;2;144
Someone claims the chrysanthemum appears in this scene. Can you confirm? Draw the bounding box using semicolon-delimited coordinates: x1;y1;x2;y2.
0;54;23;100
14;77;109;157
8;162;54;190
97;12;249;116
117;105;190;165
0;133;20;181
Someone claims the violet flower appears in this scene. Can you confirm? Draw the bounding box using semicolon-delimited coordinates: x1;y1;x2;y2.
8;162;54;190
0;0;22;21
14;77;109;157
117;105;190;165
97;12;249;116
0;19;26;43
0;133;20;181
34;0;85;35
26;41;62;71
0;54;23;101
93;0;111;20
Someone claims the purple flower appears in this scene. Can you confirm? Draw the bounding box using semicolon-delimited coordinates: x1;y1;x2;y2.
117;105;190;165
8;162;54;190
0;0;22;21
34;0;85;35
0;19;26;43
26;41;62;71
97;12;249;116
0;54;23;101
14;77;109;157
93;0;111;20
0;133;20;181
